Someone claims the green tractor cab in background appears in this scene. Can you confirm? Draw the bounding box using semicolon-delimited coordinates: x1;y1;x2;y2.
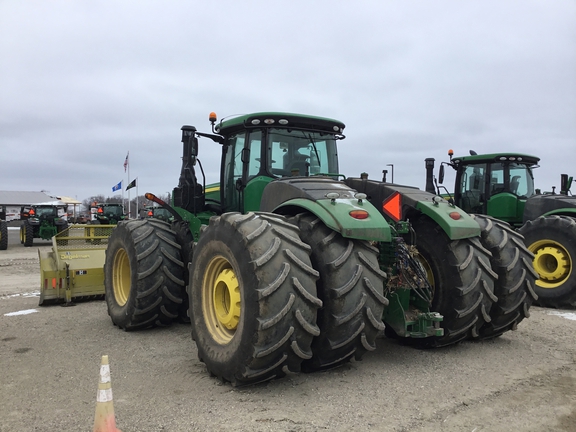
426;150;576;308
91;203;126;225
144;205;172;222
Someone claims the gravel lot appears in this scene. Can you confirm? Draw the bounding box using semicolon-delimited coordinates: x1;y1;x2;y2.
1;228;576;431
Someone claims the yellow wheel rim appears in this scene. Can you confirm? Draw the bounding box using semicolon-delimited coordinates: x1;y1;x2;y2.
202;256;241;344
414;250;435;288
112;248;131;306
529;239;572;289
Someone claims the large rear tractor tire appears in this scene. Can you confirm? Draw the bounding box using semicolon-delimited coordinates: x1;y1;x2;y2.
21;221;34;247
189;212;321;386
104;219;186;330
519;215;576;308
291;213;387;372
0;220;7;250
471;214;538;339
409;217;497;347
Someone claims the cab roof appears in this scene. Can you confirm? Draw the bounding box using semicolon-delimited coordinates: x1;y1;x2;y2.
214;112;345;136
451;152;540;166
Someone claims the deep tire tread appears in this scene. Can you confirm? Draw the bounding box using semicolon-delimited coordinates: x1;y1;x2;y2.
407;217;497;348
471;214;537;340
104;219;185;331
292;213;386;372
0;221;8;251
190;212;320;386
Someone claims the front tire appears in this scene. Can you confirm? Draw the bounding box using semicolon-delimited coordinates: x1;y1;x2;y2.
519;215;576;307
471;215;538;339
410;217;497;347
0;221;7;250
189;212;321;386
21;221;34;247
292;213;387;372
104;219;185;330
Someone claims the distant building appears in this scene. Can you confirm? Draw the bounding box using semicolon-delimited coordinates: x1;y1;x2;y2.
0;191;81;221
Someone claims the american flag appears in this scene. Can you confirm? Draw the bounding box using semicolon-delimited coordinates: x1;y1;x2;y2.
124;152;129;172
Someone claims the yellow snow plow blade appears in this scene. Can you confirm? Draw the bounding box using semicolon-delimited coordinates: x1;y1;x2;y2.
38;224;115;306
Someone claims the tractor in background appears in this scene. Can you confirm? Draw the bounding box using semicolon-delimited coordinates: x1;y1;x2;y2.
91;203;126;225
20;205;68;247
103;112;536;386
143;205;172;222
426;150;576;307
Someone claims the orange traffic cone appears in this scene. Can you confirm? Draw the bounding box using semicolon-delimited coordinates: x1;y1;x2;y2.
93;355;122;432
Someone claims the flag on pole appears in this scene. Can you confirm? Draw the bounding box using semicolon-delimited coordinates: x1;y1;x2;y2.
112;181;122;192
126;178;137;191
124;152;129;172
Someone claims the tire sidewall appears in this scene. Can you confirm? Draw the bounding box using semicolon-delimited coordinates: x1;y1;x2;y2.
190;220;260;377
104;222;139;327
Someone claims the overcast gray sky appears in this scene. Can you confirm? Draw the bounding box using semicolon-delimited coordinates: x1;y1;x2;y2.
1;0;575;206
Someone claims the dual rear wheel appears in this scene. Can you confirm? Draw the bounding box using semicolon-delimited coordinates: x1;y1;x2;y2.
189;212;387;385
519;215;576;307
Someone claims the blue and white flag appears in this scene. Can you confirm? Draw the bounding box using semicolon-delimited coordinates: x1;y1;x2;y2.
112;181;122;192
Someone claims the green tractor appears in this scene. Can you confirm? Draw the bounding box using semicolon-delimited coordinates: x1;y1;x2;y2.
144;205;172;222
19;205;69;247
104;112;536;386
91;203;126;225
426;150;576;307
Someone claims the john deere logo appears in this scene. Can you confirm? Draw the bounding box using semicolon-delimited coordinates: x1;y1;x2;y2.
60;252;90;259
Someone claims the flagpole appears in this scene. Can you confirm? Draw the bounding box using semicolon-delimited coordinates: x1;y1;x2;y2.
136;178;139;219
127;151;130;219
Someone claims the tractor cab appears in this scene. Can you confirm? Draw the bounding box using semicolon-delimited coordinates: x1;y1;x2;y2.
93;203;125;225
22;205;59;221
446;152;540;225
144;206;172;222
173;112;344;216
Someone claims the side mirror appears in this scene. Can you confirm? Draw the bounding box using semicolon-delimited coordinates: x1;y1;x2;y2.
438;165;445;184
241;147;250;164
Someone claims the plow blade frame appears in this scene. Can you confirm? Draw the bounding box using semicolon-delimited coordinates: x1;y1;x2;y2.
38;224;115;305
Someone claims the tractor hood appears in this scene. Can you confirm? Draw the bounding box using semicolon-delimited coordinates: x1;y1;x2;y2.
260;176;392;241
261;177;357;207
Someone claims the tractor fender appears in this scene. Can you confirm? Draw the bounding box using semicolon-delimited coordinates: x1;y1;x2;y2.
542;208;576;217
344;177;480;240
523;194;576;222
260;177;392;241
173;206;204;242
539;208;576;218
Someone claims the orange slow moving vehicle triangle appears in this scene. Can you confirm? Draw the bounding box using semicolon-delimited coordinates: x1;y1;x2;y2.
382;191;402;222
